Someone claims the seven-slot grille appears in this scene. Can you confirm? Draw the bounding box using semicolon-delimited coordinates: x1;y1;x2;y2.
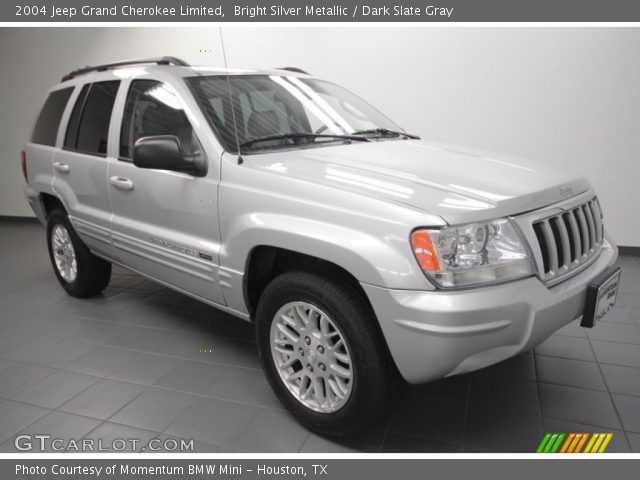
532;197;604;282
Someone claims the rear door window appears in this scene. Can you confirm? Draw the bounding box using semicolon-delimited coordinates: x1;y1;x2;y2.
64;83;91;149
31;87;73;146
64;81;120;156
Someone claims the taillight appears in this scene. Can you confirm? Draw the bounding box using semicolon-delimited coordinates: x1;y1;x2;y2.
20;150;28;183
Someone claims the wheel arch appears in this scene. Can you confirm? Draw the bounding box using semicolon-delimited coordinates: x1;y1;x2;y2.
243;245;374;320
40;192;67;217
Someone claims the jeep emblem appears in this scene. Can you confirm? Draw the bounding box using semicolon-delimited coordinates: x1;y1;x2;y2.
559;186;574;197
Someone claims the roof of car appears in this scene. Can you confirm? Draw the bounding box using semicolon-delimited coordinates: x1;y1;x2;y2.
60;56;311;83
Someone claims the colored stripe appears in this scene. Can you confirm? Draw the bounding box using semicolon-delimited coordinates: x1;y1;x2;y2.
537;433;553;453
568;434;582;453
560;433;576;453
598;434;613;453
591;434;606;453
567;434;582;453
574;433;589;453
551;433;566;453
538;432;614;454
544;434;558;453
584;434;598;453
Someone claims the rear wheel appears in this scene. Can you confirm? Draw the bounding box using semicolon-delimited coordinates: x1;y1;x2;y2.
46;209;111;297
255;270;397;437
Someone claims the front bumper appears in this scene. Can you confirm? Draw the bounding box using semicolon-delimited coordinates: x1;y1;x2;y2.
363;238;618;384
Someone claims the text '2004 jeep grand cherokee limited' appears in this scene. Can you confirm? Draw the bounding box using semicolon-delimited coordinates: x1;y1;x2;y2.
22;57;621;436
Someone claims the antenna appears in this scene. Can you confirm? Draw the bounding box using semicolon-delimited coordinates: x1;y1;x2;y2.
218;29;244;164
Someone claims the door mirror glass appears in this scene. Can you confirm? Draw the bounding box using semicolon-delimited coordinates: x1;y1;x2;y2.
133;135;206;176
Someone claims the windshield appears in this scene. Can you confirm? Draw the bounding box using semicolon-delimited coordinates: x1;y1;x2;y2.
187;74;405;153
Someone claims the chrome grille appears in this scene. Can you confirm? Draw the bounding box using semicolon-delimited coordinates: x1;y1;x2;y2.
532;197;603;282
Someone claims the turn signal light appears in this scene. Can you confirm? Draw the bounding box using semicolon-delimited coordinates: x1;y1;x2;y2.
410;230;440;272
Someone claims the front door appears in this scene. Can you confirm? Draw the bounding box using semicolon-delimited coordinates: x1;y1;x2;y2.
108;78;225;305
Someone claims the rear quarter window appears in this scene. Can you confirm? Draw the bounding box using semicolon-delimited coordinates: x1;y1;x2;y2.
31;87;74;146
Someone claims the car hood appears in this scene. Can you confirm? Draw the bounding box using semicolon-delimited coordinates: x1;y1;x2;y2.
245;139;590;225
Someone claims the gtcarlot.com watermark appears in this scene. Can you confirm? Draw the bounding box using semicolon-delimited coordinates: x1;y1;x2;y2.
14;434;194;452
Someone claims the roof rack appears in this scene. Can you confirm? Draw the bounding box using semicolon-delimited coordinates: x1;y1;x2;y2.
61;57;190;82
277;66;310;75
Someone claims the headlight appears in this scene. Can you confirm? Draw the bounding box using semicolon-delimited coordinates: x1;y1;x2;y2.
410;219;534;288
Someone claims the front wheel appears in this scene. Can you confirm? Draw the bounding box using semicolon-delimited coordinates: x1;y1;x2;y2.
46;209;111;297
255;270;397;437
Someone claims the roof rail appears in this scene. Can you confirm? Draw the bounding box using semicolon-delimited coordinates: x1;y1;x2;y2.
61;57;190;82
277;66;310;75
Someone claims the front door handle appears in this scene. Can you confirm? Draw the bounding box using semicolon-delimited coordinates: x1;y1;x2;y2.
109;176;134;191
53;162;70;174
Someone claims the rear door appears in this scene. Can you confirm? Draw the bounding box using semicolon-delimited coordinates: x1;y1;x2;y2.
107;77;225;305
25;86;75;214
52;80;120;257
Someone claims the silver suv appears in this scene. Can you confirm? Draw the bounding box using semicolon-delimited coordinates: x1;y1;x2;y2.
23;57;620;436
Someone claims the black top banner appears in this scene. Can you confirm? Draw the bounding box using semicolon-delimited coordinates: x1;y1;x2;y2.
5;0;640;22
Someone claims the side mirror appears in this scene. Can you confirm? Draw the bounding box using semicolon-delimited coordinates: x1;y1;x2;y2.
133;135;207;177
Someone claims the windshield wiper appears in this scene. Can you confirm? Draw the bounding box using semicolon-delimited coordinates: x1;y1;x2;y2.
351;128;420;139
240;132;368;149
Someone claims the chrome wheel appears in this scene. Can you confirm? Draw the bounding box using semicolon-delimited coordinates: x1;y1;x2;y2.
51;224;77;283
270;301;353;413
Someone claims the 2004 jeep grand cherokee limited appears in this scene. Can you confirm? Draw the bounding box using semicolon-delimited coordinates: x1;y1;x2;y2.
22;57;621;436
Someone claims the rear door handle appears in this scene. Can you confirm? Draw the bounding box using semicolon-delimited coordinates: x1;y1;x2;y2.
109;176;134;191
53;162;70;174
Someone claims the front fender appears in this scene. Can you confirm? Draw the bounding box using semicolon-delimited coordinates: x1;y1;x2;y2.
218;212;434;314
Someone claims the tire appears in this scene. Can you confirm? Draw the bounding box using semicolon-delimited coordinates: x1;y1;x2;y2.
255;270;398;437
46;209;111;297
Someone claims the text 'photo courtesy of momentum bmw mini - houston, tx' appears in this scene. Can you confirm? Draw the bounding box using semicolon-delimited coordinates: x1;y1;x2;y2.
21;54;621;437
